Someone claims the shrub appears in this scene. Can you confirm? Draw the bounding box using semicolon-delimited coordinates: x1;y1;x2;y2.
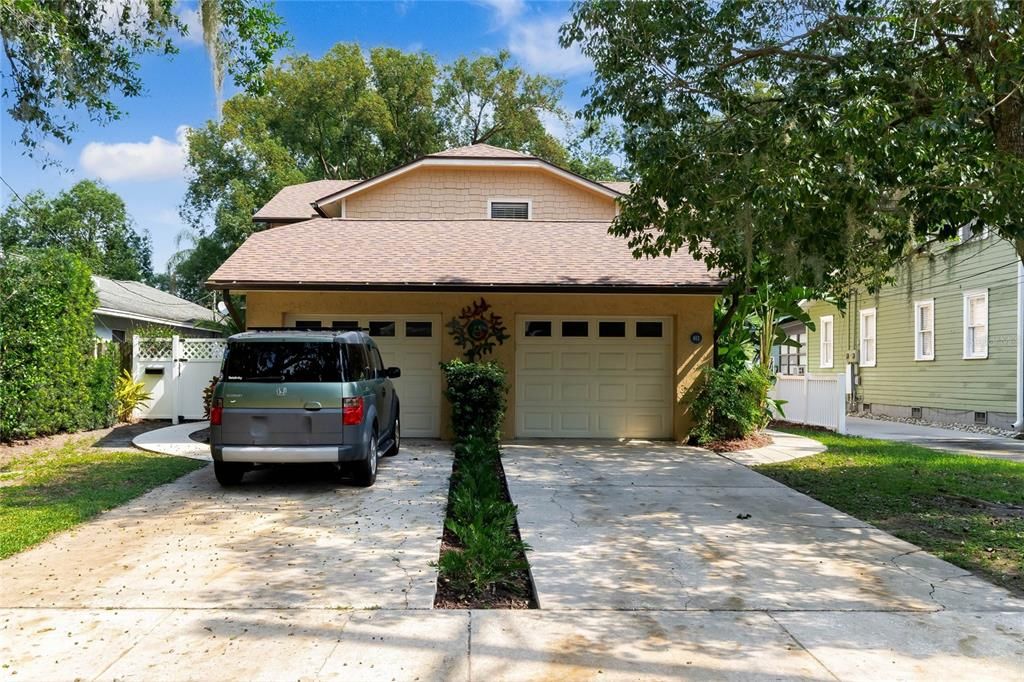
689;364;773;444
0;249;98;440
115;370;153;423
440;360;508;442
202;375;220;418
87;343;120;429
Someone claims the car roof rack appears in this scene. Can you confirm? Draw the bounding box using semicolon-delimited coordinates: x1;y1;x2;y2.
242;326;371;332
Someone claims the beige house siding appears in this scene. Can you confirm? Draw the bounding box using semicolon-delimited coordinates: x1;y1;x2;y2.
337;167;617;221
244;290;716;440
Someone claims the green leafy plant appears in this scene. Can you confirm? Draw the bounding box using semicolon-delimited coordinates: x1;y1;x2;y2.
203;375;221;419
689;364;774;445
439;360;508;443
115;370;153;423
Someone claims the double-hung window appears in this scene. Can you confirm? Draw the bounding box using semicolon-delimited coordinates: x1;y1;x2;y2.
963;290;988;359
859;308;877;367
819;315;834;369
914;300;934;361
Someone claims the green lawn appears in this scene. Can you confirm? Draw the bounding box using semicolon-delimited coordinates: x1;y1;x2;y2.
756;428;1024;597
0;439;205;559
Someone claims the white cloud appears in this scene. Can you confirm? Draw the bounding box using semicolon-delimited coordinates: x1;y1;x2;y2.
508;14;591;76
177;5;204;45
476;0;525;25
79;125;190;182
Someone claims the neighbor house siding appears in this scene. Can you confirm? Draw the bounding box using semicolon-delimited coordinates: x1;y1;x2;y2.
339;167;617;221
805;235;1017;425
244;290;715;440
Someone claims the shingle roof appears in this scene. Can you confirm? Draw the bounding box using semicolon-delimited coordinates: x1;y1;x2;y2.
93;276;217;325
253;179;360;221
208;219;723;290
428;143;530;158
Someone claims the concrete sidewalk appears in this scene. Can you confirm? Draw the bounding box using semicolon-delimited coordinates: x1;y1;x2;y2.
846;416;1024;462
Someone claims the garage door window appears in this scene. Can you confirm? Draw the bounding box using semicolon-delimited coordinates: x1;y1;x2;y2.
369;321;396;337
599;321;626;337
636;321;663;338
295;320;322;330
525;321;552;337
405;321;432;337
331;320;359;331
562;321;589;337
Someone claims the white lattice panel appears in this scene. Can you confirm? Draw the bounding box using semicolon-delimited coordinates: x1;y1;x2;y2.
137;338;172;360
180;339;227;361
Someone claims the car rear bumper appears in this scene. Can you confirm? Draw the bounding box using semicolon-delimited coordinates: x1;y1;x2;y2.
212;443;368;464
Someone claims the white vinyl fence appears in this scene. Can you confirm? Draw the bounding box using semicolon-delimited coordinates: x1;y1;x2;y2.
769;373;847;434
132;336;226;423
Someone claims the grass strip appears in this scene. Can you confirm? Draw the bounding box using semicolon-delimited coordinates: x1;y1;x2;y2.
0;438;205;558
756;428;1024;596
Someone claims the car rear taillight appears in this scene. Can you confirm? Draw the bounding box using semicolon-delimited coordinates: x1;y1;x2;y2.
342;397;364;426
210;398;223;426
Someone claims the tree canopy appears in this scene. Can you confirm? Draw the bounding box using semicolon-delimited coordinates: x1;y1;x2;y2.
0;0;288;159
173;43;619;301
563;0;1024;302
0;180;153;282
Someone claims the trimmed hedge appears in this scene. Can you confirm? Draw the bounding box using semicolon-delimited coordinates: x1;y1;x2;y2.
0;249;115;440
440;359;508;442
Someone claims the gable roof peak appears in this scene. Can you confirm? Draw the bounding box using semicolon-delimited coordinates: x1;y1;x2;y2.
429;143;531;159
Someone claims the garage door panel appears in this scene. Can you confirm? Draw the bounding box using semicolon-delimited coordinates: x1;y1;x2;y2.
560;382;591;401
560;352;591;370
516;316;674;439
523;351;554;370
395;350;438;371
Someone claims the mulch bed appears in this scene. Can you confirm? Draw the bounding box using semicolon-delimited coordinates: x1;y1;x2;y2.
769;420;836;434
703;431;773;453
433;451;537;610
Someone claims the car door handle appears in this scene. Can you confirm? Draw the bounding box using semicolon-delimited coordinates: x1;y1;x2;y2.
304;402;322;411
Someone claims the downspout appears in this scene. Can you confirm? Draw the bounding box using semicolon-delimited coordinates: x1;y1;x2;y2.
1014;262;1024;434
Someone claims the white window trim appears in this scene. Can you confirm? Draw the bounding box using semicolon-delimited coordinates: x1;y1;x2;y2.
963;289;989;360
487;197;532;220
914;299;935;361
819;315;834;369
859;307;877;368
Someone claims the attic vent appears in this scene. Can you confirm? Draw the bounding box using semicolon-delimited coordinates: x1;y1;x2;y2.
974;411;988;425
490;201;529;220
911;406;923;419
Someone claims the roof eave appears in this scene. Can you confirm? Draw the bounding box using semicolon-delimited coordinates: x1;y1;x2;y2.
205;280;726;295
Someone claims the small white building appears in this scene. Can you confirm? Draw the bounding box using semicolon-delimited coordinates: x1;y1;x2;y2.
92;275;220;342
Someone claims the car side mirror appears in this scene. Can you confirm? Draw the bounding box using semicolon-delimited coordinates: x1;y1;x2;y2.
386;366;401;379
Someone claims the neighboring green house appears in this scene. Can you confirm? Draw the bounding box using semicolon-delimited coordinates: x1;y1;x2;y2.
803;228;1020;430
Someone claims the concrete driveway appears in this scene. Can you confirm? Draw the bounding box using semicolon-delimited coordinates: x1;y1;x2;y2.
502;441;1024;680
846;416;1024;462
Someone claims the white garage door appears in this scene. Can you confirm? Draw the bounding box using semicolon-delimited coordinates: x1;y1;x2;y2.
515;316;674;439
285;314;442;437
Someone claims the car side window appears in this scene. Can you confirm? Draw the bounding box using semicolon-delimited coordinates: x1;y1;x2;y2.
368;345;384;378
342;344;371;382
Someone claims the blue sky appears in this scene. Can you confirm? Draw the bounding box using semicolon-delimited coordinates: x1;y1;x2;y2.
0;0;592;272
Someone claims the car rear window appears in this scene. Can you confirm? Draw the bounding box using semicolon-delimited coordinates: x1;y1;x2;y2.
224;342;342;382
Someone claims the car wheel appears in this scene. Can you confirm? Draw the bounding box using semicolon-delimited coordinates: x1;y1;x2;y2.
383;415;400;457
214;461;245;486
353;428;379;487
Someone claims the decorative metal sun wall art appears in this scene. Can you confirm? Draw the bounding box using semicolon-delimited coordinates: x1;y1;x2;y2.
447;297;510;361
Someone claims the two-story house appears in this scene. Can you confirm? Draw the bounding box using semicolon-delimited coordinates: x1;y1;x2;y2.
208;144;725;440
803;228;1020;430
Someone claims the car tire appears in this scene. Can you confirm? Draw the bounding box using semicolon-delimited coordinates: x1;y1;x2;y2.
353;428;379;487
214;461;246;486
383;415;400;457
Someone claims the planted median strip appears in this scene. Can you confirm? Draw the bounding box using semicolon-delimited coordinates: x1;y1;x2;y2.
434;360;535;609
